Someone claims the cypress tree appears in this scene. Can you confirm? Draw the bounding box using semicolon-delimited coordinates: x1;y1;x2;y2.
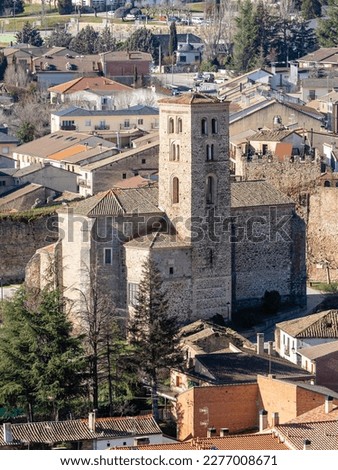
127;258;183;422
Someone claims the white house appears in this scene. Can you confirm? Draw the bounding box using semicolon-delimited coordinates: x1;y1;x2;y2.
275;310;338;366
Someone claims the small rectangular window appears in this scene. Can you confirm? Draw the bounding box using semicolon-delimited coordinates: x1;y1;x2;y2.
169;267;174;275
128;283;139;306
85;120;91;127
138;119;143;125
104;248;112;265
141;158;146;164
124;120;130;128
122;173;127;179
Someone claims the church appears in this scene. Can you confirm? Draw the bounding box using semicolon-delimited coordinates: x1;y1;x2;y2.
27;93;307;324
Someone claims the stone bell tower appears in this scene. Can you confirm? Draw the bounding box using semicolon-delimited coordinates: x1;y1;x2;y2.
157;93;232;321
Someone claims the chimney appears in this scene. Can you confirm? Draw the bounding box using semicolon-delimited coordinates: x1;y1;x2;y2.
257;333;264;355
303;439;311;450
220;428;229;437
268;341;273;355
88;410;97;432
259;409;268;432
207;427;216;438
271;412;279;427
3;423;13;444
325;395;333;414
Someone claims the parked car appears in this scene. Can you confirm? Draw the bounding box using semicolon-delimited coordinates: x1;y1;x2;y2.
203;72;215;83
124;13;136;21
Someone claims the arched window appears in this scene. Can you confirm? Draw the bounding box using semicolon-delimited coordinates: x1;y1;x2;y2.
172;177;179;204
170;142;180;161
211;118;218;134
168;117;174;133
206;175;216;204
324;180;331;187
177;118;183;133
206;144;214;161
201;118;208;135
176;144;180;161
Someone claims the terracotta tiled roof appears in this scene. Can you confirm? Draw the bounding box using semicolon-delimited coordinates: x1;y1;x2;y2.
48;76;131;94
83;141;159;171
113;433;288;450
0;183;43;207
300;340;338;360
48;144;88;161
0;415;161;448
275;417;338;450
68;186;161;217
114;175;155;189
276;310;338;338
249;129;295;141
158;92;227;105
298;47;338;63
125;232;190;249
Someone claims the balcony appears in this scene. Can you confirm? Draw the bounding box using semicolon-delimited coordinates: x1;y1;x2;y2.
94;125;110;130
60;125;76;131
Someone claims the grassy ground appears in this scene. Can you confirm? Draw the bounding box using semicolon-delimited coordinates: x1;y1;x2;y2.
186;2;205;13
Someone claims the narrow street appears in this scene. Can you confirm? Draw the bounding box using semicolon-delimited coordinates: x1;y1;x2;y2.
245;287;326;344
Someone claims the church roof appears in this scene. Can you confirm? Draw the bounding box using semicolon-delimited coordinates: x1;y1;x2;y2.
124;232;190;249
231;180;294;207
158;92;223;105
67;186;161;217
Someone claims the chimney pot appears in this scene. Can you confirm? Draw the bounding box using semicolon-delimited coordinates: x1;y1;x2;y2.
207;427;216;438
259;409;268;432
271;412;279;427
303;439;311;450
3;423;13;444
220;428;229;437
257;333;264;355
325;395;333;413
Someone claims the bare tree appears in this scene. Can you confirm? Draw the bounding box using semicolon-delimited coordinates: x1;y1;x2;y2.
200;0;237;62
4;64;30;88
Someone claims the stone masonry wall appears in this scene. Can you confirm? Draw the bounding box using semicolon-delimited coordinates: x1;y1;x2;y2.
0;213;58;283
307;187;338;282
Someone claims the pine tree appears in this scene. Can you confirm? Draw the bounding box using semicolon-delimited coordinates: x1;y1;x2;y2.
95;26;116;53
301;0;322;20
0;0;24;16
317;0;338;46
127;258;183;422
16;22;43;47
46;29;73;48
168;21;178;57
0;288;86;421
58;0;73;15
69;25;99;55
232;0;259;73
253;0;276;66
124;28;159;64
0;52;8;81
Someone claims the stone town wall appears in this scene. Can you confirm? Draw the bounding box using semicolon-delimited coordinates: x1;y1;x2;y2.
240;156;321;221
231;204;307;312
0;213;58;283
239;157;338;284
307;187;338;282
